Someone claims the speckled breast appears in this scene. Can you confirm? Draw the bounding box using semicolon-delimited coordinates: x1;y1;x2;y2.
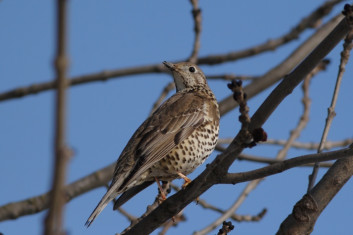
151;120;219;180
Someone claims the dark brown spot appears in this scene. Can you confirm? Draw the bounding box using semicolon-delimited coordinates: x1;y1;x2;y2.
175;152;180;160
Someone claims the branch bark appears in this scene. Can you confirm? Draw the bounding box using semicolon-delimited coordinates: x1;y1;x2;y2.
44;0;69;234
276;155;353;235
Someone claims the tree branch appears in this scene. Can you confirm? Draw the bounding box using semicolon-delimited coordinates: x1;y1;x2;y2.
221;146;353;184
44;0;69;234
219;14;343;116
0;0;340;103
276;156;353;234
188;0;202;63
308;27;353;191
0;164;114;222
121;10;353;233
123;145;353;235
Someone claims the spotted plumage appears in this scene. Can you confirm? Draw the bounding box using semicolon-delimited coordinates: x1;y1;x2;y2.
85;61;220;226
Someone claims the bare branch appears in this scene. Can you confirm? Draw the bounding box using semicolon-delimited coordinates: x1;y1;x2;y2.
196;62;326;234
108;184;137;223
194;179;264;235
122;145;353;235
260;138;352;150
0;164;115;222
120;182;172;234
221;146;353;185
207;74;258;81
44;0;69;234
197;0;344;65
197;198;266;222
277;155;353;234
249;14;351;132
219;14;343;116
0;0;340;103
149;82;175;115
158;210;186;235
121;12;353;234
308;27;353;191
188;0;202;63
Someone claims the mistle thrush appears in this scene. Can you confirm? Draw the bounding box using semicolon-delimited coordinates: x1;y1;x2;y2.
86;61;220;226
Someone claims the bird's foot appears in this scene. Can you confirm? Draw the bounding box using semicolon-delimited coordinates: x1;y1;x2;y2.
155;178;167;203
177;172;192;189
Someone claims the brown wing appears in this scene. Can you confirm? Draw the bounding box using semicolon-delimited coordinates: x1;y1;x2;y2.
114;91;207;191
86;91;210;226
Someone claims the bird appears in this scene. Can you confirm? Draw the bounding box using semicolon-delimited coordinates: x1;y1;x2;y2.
85;61;220;227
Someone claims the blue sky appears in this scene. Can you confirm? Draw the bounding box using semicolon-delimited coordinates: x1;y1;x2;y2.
1;1;353;234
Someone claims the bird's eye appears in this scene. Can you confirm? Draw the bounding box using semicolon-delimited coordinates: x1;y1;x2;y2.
189;67;196;73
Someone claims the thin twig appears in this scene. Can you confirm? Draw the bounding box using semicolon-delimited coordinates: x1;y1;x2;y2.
197;199;267;222
44;0;69;234
232;152;333;168
105;184;138;223
221;146;353;184
258;138;352;150
170;184;266;223
194;179;263;235
188;0;202;63
149;82;175;115
197;0;343;65
158;210;186;235
307;29;353;192
207;74;258;81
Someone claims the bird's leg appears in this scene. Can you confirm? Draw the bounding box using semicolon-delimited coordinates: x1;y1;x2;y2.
155;177;167;201
177;172;192;189
177;172;200;203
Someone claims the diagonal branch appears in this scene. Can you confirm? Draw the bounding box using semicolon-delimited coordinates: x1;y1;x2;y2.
194;56;325;235
276;155;353;234
123;145;353;235
219;13;343;115
122;9;353;234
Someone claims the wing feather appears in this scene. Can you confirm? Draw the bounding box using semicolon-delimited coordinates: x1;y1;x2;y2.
118;91;207;190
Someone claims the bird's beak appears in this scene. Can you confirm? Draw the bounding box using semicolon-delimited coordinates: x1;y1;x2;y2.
163;61;176;71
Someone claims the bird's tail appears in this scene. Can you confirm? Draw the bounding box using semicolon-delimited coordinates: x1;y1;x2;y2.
85;187;118;227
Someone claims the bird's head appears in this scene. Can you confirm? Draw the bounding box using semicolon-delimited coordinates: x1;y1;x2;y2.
163;61;208;92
